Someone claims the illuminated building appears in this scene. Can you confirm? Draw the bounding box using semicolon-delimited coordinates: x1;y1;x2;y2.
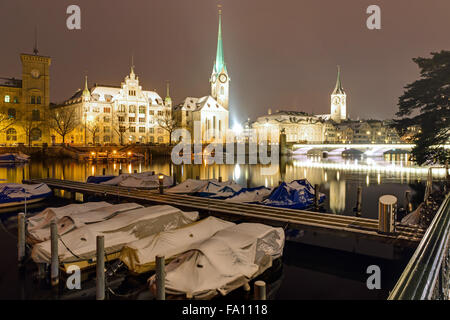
0;47;51;146
173;8;229;143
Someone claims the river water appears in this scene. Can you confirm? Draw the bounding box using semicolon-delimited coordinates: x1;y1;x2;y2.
0;155;445;299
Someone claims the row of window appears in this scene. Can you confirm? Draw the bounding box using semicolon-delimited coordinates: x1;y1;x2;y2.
5;128;41;141
6;108;40;120
86;105;169;116
3;95;41;104
95;135;164;143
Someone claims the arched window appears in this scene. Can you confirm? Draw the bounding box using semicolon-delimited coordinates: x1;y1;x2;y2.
30;128;42;141
6;128;17;141
8;108;16;119
103;135;110;142
36;96;41;104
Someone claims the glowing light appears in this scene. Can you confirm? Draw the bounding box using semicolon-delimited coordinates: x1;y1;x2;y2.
91;152;96;156
127;151;132;156
113;150;117;154
128;163;132;173
233;164;241;180
337;171;340;181
233;123;243;135
366;175;370;186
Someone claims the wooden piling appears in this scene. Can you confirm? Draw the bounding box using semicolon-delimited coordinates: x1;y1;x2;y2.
156;255;165;300
172;172;177;187
218;176;222;183
18;213;26;265
119;169;122;175
314;184;320;211
405;190;412;213
47;167;50;178
102;168;106;176
355;186;362;216
254;281;266;300
50;221;59;286
96;235;105;300
196;176;200;180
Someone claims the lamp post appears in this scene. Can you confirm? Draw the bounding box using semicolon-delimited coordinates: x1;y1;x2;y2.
158;174;164;194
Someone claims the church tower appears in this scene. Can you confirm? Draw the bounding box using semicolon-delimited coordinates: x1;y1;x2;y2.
210;7;230;110
330;66;346;123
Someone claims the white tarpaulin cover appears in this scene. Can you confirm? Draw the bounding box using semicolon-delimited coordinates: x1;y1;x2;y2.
27;202;112;231
101;172;173;188
148;223;285;298
31;205;199;264
120;216;235;274
27;203;143;243
166;179;210;194
166;179;242;198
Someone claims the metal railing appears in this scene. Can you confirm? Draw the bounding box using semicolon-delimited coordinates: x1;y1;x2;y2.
388;192;450;300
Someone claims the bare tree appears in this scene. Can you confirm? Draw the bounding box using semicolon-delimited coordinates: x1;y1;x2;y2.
112;114;128;145
86;115;101;144
0;110;16;133
17;110;40;146
156;110;178;145
47;107;79;144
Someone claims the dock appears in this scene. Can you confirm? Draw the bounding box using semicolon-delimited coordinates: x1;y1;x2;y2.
24;178;425;250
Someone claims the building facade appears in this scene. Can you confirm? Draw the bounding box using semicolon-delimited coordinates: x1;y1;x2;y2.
0;52;51;146
54;67;172;145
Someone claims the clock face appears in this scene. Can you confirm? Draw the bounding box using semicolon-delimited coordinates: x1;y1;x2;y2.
333;97;340;105
31;69;40;79
219;74;227;83
211;74;217;83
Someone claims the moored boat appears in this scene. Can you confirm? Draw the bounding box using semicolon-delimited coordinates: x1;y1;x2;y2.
0;183;51;208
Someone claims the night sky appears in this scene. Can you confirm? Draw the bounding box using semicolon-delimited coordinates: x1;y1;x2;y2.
1;0;449;126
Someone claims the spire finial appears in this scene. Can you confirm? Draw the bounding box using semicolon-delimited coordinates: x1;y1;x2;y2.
33;26;39;55
333;65;344;95
212;5;227;75
131;55;135;75
166;80;170;98
218;4;222;15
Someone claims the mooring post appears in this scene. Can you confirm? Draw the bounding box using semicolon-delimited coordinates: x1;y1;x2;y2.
405;190;412;213
218;176;222;183
355;186;362;216
378;195;397;234
314;184;320;211
196;176;199;180
158;174;164;194
119;169;122;175
172;172;177;187
156;255;165;300
50;221;59;287
47;167;50;178
96;235;105;300
102;168;106;176
254;281;266;300
18;213;26;266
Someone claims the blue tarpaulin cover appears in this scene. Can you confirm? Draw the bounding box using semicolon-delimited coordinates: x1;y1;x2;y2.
262;179;325;209
86;175;116;184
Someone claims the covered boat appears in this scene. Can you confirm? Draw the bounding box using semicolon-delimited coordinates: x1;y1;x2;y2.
262;179;325;209
31;205;199;269
27;202;143;244
88;172;173;188
0;152;30;163
0;183;51;208
120;216;235;274
167;179;242;199
224;186;273;203
148;223;285;299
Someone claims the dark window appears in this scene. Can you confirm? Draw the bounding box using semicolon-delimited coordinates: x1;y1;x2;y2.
30;96;36;104
8;108;16;119
37;96;41;104
32;110;40;121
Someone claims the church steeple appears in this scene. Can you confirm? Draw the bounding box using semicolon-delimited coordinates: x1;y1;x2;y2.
210;5;230;110
333;65;345;95
213;8;227;75
330;66;347;123
165;80;172;107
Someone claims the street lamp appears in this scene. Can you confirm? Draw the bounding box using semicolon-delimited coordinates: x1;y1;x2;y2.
158;174;164;194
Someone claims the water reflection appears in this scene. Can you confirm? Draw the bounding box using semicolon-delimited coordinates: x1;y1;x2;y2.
0;155;443;218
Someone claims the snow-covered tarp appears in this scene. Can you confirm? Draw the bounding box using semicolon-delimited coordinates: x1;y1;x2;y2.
27;202;143;244
0;183;51;207
94;172;173;188
31;205;199;264
167;179;242;199
27;201;112;231
262;179;325;209
148;223;285;299
224;186;273;203
120;216;235;274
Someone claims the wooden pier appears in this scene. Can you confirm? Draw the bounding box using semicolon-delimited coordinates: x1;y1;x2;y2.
24;178;425;249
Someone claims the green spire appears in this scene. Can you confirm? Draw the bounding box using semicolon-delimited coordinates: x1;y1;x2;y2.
213;9;227;74
333;65;344;95
165;80;172;105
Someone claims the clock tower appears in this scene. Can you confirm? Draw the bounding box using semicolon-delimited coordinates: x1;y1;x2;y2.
330;66;346;123
210;7;230;110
